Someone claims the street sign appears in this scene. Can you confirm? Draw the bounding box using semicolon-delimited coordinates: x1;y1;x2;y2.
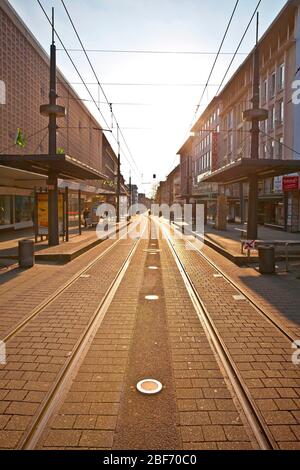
283;176;299;191
244;240;256;250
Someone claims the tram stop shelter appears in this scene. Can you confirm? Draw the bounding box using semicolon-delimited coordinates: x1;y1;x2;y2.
0;153;107;245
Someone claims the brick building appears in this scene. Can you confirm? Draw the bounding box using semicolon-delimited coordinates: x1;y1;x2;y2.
178;0;300;232
0;0;126;233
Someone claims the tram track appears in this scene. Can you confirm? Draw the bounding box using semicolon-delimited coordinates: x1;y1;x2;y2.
157;218;279;450
166;219;296;344
1;219;140;345
16;217;147;449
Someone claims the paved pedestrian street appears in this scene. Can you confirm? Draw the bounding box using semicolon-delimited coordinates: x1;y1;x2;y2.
1;0;300;459
0;216;299;451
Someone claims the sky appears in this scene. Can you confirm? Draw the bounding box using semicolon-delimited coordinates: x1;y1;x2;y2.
8;0;286;194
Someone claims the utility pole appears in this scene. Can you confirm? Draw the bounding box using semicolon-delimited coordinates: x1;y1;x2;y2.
186;155;190;205
40;8;65;246
116;124;121;223
48;8;59;246
129;171;132;208
245;12;263;240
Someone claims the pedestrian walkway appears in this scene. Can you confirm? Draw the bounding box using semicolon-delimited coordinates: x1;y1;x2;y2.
0;221;130;264
173;219;300;265
0;216;300;450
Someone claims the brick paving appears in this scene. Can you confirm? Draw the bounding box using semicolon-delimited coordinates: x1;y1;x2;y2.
168;228;300;450
0;234;138;449
0;223;131;338
1;217;300;449
35;220;254;450
200;241;300;339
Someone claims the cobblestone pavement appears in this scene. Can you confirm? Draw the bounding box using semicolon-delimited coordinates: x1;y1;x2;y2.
0;228;139;449
36;220;255;450
166;225;300;450
0;223;132;338
201;242;300;339
0;217;300;449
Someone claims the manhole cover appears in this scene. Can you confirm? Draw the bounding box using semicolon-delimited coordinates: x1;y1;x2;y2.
136;379;163;395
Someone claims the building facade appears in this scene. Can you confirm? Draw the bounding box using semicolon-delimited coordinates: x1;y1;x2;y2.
0;0;126;233
177;0;300;232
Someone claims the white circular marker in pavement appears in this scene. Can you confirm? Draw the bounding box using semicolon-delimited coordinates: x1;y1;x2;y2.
136;379;163;395
145;295;159;300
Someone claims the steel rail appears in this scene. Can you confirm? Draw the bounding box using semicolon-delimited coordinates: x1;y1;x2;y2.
1;221;137;345
19;217;148;449
157;218;276;450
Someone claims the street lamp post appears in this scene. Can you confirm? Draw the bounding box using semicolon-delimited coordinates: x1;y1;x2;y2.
40;8;66;247
116;125;121;223
243;13;268;241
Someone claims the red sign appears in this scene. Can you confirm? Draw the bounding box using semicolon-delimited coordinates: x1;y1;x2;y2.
283;176;299;192
244;240;256;250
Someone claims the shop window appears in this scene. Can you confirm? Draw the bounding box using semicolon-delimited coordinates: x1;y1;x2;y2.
0;196;13;226
15;196;33;224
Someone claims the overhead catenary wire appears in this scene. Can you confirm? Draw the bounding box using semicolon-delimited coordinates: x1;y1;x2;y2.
57;48;250;56
192;0;240;123
216;0;262;95
59;0;143;183
36;0;141;183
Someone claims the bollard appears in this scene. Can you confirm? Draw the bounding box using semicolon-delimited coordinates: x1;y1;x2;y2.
18;239;34;269
258;245;275;275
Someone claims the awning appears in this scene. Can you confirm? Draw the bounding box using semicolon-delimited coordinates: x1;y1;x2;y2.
0;154;107;181
200;158;300;184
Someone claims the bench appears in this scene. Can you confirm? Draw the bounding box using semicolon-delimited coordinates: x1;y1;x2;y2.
235;228;247;239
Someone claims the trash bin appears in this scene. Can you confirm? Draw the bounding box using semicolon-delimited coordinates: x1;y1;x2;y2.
18;239;34;269
258;245;275;274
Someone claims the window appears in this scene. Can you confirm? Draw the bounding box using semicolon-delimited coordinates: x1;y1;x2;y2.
270;72;276;98
262;79;267;103
262;143;267;159
227;111;233;129
269;106;275;130
278;63;285;90
270;140;275;159
0;196;13;226
278;137;284;159
278;100;284;124
228;133;233;154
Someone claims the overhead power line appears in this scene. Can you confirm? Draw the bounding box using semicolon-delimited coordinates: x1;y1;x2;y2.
193;0;240;122
57;48;249;56
37;0;141;183
216;0;262;95
60;81;221;87
59;0;142;182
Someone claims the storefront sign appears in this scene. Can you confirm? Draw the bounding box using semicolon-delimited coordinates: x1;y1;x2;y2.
274;176;283;193
283;176;299;191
